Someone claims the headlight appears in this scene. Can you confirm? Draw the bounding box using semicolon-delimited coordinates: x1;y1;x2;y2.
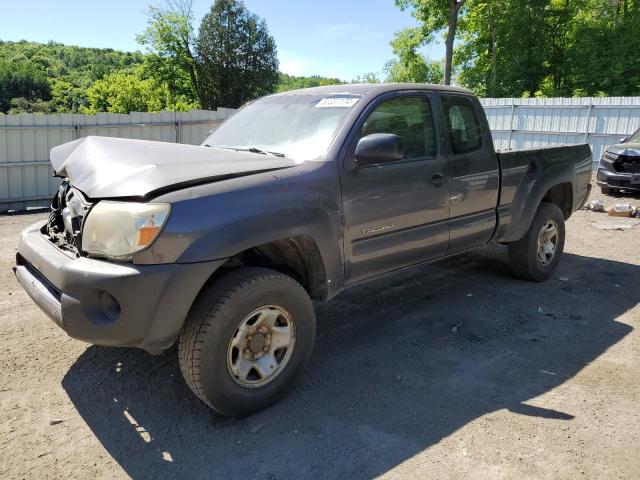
82;201;170;260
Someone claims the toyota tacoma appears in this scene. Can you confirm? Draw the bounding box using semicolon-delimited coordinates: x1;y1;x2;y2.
14;84;592;416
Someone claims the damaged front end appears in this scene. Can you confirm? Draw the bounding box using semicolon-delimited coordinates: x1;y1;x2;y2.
597;146;640;192
43;180;93;256
610;149;640;174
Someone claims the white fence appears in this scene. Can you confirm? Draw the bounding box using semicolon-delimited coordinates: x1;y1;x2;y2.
1;97;640;212
480;97;640;159
0;109;236;211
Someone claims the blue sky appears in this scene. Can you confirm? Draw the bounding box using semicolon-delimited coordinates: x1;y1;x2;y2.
0;0;445;81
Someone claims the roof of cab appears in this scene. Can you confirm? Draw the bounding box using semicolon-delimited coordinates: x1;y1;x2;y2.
270;82;474;98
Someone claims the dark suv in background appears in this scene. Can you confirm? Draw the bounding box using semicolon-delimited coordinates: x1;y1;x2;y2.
597;127;640;194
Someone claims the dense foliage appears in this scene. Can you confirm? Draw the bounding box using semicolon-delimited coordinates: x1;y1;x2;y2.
392;0;640;96
138;0;279;110
276;73;345;92
0;40;144;113
197;0;279;108
0;59;51;113
383;28;443;83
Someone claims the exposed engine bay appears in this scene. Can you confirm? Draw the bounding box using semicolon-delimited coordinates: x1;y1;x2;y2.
612;152;640;174
43;180;92;256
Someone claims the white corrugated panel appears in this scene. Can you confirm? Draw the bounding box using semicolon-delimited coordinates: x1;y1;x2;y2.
0;109;236;211
480;97;640;159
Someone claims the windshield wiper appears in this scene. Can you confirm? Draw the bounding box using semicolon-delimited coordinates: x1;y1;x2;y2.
205;145;285;157
234;147;286;158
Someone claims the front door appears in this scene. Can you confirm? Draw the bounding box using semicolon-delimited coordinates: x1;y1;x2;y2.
340;92;451;284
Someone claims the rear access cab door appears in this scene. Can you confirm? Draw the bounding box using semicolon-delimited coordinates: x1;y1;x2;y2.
439;93;500;253
339;90;451;284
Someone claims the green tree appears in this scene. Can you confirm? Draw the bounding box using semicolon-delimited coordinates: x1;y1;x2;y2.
140;53;199;108
49;79;87;113
7;97;51;114
455;0;639;97
84;67;165;113
0;59;50;113
137;0;200;105
395;0;469;85
567;0;640;96
0;40;145;113
384;28;443;83
456;0;560;96
351;72;382;83
197;0;279;108
277;73;344;92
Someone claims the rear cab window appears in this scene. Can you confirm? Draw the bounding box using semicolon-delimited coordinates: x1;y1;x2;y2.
441;95;483;154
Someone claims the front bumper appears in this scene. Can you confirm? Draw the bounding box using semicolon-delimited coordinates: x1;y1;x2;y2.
14;221;225;354
596;167;640;191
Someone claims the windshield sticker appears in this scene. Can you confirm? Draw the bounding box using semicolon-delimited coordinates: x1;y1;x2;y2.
315;97;359;108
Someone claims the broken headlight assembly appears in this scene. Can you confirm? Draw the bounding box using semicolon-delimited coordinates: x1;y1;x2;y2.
81;201;171;261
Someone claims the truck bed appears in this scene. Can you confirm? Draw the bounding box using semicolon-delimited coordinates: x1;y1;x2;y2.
494;144;593;243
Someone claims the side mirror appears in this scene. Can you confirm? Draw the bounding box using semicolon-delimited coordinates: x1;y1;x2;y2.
355;133;404;166
618;136;629;144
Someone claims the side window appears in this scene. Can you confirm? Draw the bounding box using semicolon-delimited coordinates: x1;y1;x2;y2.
442;95;483;154
359;96;436;160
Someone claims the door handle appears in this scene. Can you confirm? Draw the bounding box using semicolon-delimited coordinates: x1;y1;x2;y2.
428;173;445;186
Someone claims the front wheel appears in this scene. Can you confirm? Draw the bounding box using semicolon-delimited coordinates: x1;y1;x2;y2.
178;267;316;417
508;202;566;282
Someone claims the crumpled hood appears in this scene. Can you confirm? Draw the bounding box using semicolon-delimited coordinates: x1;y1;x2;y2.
50;136;298;199
606;143;640;157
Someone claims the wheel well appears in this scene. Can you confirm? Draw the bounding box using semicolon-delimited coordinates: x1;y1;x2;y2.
542;182;573;219
211;236;329;301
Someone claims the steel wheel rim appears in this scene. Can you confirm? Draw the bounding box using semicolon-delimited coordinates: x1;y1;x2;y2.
226;305;296;388
536;219;559;266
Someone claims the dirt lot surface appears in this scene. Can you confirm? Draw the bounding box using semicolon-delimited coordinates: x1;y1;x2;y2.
1;186;639;480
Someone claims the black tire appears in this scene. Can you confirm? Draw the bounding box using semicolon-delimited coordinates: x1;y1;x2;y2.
601;186;613;195
508;202;565;282
178;267;316;417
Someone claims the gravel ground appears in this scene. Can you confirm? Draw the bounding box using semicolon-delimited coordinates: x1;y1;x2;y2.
1;185;639;480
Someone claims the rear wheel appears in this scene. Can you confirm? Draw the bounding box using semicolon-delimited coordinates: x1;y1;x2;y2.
508;202;565;282
178;267;316;417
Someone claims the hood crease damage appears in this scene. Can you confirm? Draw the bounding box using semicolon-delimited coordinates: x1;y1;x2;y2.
51;136;298;200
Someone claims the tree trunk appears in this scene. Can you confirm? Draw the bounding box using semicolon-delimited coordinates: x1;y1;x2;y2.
488;8;497;95
444;0;466;85
444;3;458;85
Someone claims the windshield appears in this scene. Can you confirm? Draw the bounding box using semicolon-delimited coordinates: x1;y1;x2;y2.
629;128;640;144
202;94;360;161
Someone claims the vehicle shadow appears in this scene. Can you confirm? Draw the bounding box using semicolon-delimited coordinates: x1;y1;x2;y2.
62;247;637;479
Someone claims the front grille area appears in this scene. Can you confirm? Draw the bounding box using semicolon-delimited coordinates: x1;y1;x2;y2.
616;159;640;173
42;180;92;256
613;155;640;173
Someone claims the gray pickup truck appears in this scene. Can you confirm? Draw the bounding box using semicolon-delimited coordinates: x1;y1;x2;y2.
14;84;592;416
